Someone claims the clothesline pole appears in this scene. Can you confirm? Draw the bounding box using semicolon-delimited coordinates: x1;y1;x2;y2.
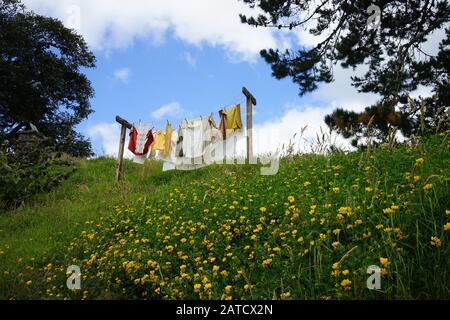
242;87;257;163
115;115;132;181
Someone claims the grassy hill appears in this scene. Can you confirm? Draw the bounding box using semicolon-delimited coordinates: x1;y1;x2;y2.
0;134;449;300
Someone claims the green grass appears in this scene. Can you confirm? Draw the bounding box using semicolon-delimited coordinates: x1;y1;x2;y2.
0;134;449;300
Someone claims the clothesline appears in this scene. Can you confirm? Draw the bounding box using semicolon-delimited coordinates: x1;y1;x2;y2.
114;86;257;181
128;103;244;170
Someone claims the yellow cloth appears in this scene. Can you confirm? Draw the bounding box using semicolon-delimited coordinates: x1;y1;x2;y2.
152;130;165;152
224;104;243;130
163;122;174;157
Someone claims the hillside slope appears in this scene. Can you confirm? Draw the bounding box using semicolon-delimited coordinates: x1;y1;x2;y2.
0;134;449;299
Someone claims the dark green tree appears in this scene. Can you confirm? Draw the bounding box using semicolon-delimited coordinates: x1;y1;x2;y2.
240;1;450;145
0;0;96;157
240;0;449;97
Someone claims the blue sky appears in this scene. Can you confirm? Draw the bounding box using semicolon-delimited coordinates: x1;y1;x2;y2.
23;0;444;156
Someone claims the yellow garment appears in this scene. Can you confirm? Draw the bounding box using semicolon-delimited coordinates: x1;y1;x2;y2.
152;130;166;152
163;122;174;157
223;104;243;130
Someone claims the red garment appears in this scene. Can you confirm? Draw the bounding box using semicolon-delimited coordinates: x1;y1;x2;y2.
128;127;154;156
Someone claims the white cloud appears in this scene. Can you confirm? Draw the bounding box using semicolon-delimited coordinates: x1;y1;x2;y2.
23;0;279;62
250;104;355;156
113;68;131;83
86;122;133;159
182;51;197;67
152;102;183;120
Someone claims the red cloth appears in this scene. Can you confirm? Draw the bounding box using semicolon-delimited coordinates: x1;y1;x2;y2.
128;127;154;156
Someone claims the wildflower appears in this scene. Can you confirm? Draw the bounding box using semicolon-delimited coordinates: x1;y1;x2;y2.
338;207;352;215
297;237;304;244
166;245;174;253
304;181;311;187
423;183;433;191
204;283;212;291
383;208;394;215
224;285;232;294
244;284;254;291
379;257;389;267
288;195;295;203
259;207;267;213
340;279;351;288
212;265;220;272
376;224;384;229
26;280;32;286
320;233;327;240
446;209;450;215
332;241;340;249
365;187;373;192
194;284;202;293
415;158;424;166
444;223;450;231
332;262;339;270
430;236;442;247
262;258;273;267
332;229;341;235
333;187;340;193
280;292;291;300
413;176;421;183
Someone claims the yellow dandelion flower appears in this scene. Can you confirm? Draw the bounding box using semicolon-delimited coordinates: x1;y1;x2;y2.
262;258;273;267
333;229;341;235
340;279;351;287
259;207;267;213
415;158;424;166
423;183;433;191
379;257;389;267
204;283;212;291
444;223;450;231
244;284;254;291
431;236;442;247
288;195;295;203
280;292;291;300
194;284;202;292
383;208;394;214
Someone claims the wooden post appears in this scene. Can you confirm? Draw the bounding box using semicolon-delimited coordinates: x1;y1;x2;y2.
115;116;132;181
242;87;257;163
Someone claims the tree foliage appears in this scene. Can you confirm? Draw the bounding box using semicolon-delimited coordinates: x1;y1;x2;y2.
0;0;96;157
241;0;450;145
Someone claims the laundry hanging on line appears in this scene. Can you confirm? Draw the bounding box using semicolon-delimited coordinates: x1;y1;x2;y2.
131;100;244;170
128;122;153;164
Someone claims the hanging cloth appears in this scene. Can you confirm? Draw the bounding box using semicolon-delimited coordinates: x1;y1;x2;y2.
218;104;243;139
151;130;166;153
128;126;154;156
163;121;174;158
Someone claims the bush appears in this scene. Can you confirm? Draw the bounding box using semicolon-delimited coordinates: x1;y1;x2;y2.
0;135;76;209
